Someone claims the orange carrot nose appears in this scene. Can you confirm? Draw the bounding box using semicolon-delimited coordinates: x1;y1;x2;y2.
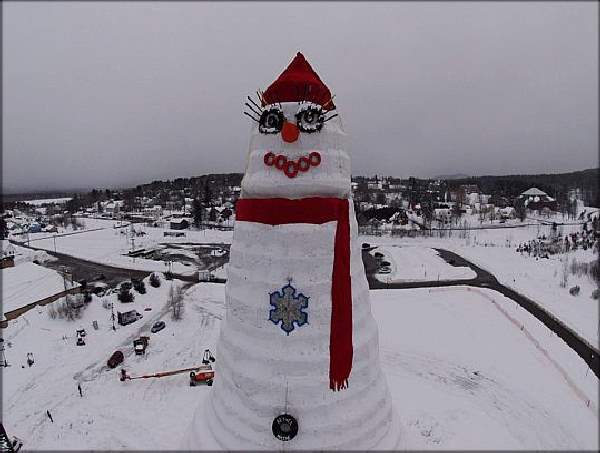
281;121;300;143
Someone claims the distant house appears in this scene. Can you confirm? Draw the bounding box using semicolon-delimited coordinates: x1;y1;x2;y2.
519;188;557;211
104;200;124;218
170;219;190;230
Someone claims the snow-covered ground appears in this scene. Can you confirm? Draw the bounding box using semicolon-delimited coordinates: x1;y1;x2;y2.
2;280;597;449
2;276;223;450
2;262;77;315
370;223;599;347
14;223;233;275
374;287;597;450
373;245;476;283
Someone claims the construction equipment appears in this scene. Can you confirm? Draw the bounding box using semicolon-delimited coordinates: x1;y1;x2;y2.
202;349;216;365
76;330;86;346
120;364;213;383
133;336;149;355
190;365;215;387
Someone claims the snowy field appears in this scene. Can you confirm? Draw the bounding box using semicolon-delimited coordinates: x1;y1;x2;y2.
373;245;476;283
370;223;599;348
2;280;597;450
2;262;77;315
375;287;597;450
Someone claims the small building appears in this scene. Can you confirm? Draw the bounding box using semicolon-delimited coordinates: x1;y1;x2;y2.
519;188;557;211
169;219;190;230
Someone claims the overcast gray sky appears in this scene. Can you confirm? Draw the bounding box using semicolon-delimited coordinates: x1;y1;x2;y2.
2;1;598;193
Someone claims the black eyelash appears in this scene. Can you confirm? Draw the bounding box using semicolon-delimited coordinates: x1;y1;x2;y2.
244;111;259;123
244;92;266;122
244;102;262;118
247;95;263;113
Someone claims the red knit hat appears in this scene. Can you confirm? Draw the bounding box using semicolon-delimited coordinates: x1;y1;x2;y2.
262;52;335;110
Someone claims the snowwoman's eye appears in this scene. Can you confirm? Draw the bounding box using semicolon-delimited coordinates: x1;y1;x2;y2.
259;108;284;134
296;103;324;133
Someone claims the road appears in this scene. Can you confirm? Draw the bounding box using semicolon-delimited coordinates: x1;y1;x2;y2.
10;237;597;379
363;248;600;379
9;240;228;287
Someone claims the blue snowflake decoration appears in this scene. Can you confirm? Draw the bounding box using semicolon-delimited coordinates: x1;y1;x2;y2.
269;281;309;335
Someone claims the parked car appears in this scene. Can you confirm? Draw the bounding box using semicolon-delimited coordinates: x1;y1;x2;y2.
151;321;166;333
107;350;124;368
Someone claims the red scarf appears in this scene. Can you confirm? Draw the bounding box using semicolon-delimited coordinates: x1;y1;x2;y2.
236;197;352;391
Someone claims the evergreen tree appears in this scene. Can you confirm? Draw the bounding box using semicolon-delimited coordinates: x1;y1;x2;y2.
0;217;7;239
192;198;203;228
203;183;212;208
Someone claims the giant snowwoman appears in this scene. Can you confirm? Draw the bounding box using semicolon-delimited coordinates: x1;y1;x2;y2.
186;52;400;450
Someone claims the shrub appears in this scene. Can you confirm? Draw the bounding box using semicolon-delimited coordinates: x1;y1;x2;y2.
120;281;132;291
149;273;161;288
48;304;57;319
132;279;146;294
118;288;135;303
164;271;173;281
169;285;184;320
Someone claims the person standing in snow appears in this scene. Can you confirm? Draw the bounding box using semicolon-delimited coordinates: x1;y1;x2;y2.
46;410;53;423
77;383;82;397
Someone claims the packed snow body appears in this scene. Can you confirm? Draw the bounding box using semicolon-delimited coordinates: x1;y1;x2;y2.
189;54;398;449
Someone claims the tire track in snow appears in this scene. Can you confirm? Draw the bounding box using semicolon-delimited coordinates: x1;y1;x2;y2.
381;349;580;449
465;286;598;416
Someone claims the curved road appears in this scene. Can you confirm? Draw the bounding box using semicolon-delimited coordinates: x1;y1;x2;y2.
363;248;599;379
10;238;597;379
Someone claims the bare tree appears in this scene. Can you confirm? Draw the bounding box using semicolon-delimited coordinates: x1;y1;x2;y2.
169;285;185;320
560;256;569;288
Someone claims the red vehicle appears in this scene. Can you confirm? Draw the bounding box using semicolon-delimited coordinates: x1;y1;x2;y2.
107;350;124;368
189;365;214;387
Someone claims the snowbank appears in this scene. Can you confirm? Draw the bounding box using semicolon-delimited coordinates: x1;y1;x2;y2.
2;262;75;315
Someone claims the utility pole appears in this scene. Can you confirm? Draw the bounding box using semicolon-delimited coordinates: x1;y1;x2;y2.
111;302;116;331
0;338;8;367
